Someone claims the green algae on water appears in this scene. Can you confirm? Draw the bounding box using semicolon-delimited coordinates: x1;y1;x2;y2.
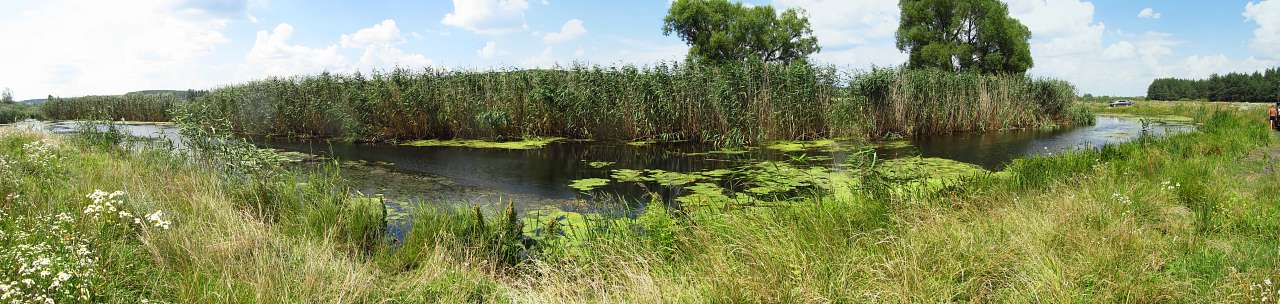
401;137;562;150
611;169;650;183
766;139;837;152
585;161;615;168
568;178;610;191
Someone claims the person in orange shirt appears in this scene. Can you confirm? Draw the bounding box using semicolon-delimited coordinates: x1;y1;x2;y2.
1270;103;1279;130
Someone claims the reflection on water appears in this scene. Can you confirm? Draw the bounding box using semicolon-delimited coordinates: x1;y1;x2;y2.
13;115;1194;210
910;115;1194;170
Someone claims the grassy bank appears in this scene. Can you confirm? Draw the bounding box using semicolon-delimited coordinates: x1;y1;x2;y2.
179;63;1082;145
0;103;42;124
2;101;1272;302
41;92;181;122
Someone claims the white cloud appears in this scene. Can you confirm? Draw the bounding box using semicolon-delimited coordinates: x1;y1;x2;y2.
340;19;404;48
811;44;906;70
478;41;499;59
543;19;587;44
0;0;243;99
441;0;530;34
1245;0;1280;59
522;47;557;68
356;45;431;70
771;0;905;68
772;0;898;47
240;19;431;79
340;19;431;70
1138;8;1161;19
241;23;347;79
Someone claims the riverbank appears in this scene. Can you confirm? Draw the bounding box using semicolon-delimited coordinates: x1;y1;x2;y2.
169;63;1082;145
0;101;1274;302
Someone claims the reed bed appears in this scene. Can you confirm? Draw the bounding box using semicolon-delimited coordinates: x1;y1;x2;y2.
183;62;1081;144
853;68;1078;136
41;92;179;121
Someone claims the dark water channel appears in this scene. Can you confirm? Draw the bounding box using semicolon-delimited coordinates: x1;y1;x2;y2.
16;115;1194;212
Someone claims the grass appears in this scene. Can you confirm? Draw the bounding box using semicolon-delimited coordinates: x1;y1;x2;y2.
0;101;1275;302
41;92;181;122
0;103;42;124
177;63;1082;145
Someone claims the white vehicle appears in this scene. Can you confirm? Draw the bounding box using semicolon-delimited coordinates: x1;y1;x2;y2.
1109;100;1135;107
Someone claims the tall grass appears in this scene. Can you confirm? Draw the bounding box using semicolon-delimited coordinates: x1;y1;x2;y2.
183;62;1081;144
0;103;42;123
41;92;179;121
0;101;1276;302
852;68;1081;136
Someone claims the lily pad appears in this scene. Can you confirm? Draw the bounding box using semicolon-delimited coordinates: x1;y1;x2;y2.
648;170;701;187
568;178;610;191
610;169;651;183
585;161;616;168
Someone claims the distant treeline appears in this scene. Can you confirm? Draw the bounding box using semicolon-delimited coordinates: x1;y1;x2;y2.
177;61;1084;145
41;90;203;121
1146;67;1280;102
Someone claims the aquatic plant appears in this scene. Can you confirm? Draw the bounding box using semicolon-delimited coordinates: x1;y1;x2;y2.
568;178;610;191
179;61;1080;145
41;92;180;122
853;67;1082;137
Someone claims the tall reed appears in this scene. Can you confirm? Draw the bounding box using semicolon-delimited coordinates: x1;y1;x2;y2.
41;92;179;121
852;68;1078;137
184;62;1081;143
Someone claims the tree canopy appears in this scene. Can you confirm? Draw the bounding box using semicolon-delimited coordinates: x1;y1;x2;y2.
896;0;1033;74
1;88;13;104
663;0;820;64
1147;67;1280;102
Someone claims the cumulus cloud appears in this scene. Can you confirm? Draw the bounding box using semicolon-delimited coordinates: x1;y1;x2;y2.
772;0;898;47
1138;8;1161;19
478;41;499;59
521;47;557;68
240;19;430;79
1245;0;1280;59
0;0;243;99
543;19;587;44
241;23;346;78
441;0;530;34
340;19;405;48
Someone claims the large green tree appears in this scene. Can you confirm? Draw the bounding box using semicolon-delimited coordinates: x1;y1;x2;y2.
663;0;820;64
896;0;1033;74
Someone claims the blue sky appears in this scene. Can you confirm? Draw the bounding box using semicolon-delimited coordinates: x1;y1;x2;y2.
1;0;1277;99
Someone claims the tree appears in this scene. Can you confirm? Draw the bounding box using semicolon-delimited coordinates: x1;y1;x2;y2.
663;0;820;64
895;0;1033;74
1;88;13;104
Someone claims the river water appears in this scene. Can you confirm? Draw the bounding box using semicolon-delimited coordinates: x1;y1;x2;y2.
14;114;1194;211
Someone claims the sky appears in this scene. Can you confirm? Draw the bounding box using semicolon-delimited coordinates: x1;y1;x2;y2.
0;0;1277;100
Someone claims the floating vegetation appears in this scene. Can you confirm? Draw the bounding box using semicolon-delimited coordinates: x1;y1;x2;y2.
626;140;658;146
876;157;986;181
681;147;752;156
675;183;751;208
877;140;913;149
585;161;615;168
648;170;701;187
766;139;837;152
610;169;650;183
401;137;562;150
568;178;610;191
737;161;832;196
